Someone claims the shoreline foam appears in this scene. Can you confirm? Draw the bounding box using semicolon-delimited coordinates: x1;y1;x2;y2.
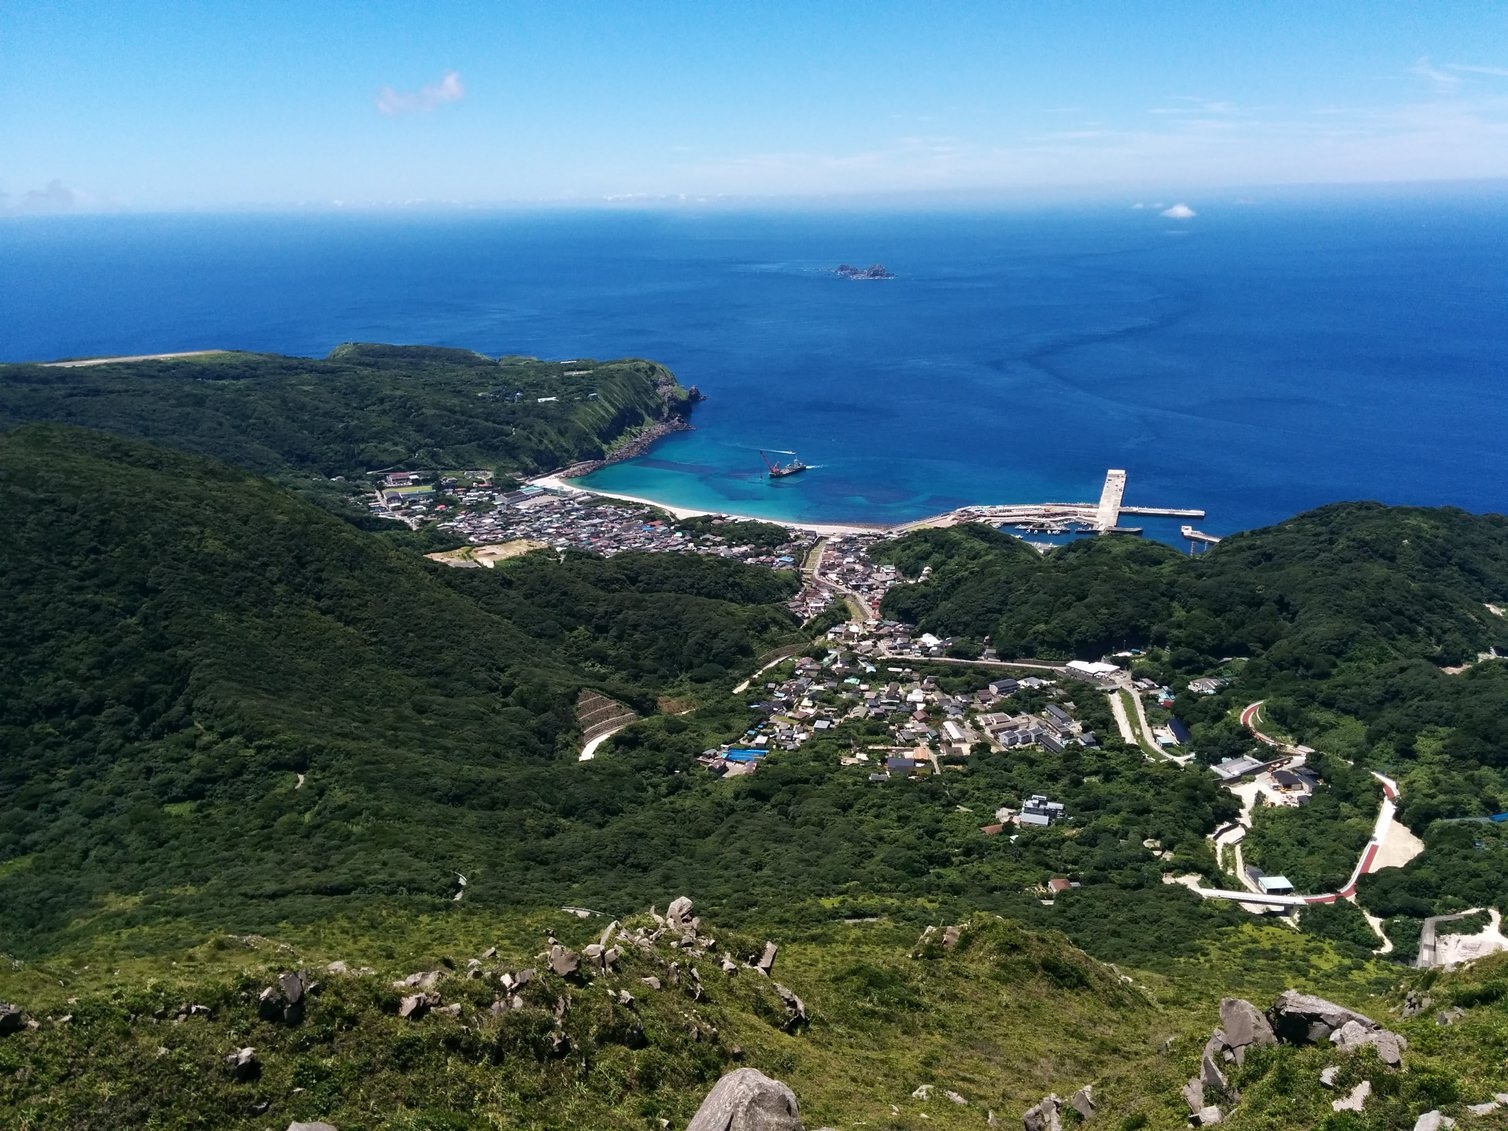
528;475;897;537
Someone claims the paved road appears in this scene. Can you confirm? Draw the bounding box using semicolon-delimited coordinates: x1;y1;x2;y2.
1192;704;1404;909
1416;908;1488;969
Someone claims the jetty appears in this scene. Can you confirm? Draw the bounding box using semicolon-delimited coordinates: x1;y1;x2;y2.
905;470;1204;535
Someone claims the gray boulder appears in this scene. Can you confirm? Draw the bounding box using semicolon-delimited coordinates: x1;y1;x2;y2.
259;970;312;1025
548;945;580;977
1401;990;1431;1018
773;983;806;1031
1330;1020;1407;1068
1436;1007;1465;1026
1268;990;1378;1045
1022;1093;1061;1131
1182;1077;1205;1115
225;1046;260;1082
667;896;696;929
1194;1106;1223;1125
1332;1081;1371;1113
1219;998;1276;1052
755;941;778;976
1201;1051;1227;1092
1413;1113;1456;1131
398;993;435;1020
0;1003;24;1036
1069;1085;1094;1119
288;1123;339;1131
390;970;444;992
686;1067;803;1131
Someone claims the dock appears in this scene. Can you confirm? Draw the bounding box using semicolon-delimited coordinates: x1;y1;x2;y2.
924;470;1205;535
1123;505;1207;518
1181;526;1222;544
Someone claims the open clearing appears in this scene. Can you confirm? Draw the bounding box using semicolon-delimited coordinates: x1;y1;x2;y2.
426;539;547;568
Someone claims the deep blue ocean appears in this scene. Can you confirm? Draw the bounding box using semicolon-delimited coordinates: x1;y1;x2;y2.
3;191;1505;536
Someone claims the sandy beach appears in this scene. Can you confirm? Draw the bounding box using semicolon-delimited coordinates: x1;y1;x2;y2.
528;474;895;537
41;349;230;368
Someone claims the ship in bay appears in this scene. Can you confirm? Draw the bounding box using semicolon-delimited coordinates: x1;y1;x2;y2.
760;450;808;478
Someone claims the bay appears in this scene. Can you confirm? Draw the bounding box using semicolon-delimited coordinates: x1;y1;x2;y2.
3;190;1504;535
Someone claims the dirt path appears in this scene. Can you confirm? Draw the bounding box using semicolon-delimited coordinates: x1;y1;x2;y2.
1108;691;1138;747
578;720;634;762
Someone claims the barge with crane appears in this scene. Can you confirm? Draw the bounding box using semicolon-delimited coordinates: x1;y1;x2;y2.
760;450;809;479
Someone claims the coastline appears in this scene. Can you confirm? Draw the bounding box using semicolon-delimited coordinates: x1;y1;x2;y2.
527;474;897;537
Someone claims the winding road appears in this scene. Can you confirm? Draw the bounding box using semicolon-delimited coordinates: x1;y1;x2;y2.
1188;701;1407;909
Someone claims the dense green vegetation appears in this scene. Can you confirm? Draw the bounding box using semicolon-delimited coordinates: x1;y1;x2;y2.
6;348;1508;1126
0;425;798;952
0;344;694;484
876;510;1508;922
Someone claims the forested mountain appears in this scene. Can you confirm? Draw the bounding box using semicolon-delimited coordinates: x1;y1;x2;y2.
877;504;1508;668
0;344;695;481
0;425;799;949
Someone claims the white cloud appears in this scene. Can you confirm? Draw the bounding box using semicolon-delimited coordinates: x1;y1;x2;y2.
1410;57;1461;91
376;71;465;116
1160;203;1196;219
1447;63;1508;80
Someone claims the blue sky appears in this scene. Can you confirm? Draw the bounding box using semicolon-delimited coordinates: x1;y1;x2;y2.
5;1;1507;210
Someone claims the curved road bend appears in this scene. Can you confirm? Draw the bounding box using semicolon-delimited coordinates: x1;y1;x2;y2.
1191;701;1403;908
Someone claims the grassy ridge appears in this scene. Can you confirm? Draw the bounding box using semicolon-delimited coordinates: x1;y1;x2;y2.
0;344;692;481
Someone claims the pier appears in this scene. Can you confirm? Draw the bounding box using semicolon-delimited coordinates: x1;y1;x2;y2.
1182;525;1222;555
921;470;1206;535
1181;526;1222;544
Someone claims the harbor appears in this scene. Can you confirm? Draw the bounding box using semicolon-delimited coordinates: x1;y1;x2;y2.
529;467;1211;544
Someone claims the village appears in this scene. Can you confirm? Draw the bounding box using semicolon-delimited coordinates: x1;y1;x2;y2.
369;469;817;570
372;471;1326;840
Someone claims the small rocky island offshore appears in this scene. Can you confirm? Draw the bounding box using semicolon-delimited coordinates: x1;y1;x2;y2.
834;263;895;279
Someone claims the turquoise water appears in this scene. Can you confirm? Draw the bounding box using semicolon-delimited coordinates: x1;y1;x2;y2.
4;190;1505;535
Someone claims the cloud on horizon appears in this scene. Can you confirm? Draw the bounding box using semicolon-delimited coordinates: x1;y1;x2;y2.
1160;203;1196;219
376;71;465;116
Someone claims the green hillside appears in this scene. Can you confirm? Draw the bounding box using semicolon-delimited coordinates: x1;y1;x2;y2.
0;344;696;482
3;374;1508;1126
875;509;1508;934
0;425;798;953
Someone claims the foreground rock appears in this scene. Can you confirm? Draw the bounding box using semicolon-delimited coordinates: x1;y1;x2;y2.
1267;990;1378;1045
1069;1085;1094;1119
259;970;314;1025
1330;1018;1407;1068
0;1003;24;1036
1022;1093;1061;1131
225;1046;260;1082
687;1068;803;1131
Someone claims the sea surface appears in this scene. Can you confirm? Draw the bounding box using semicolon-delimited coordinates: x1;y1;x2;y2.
3;190;1505;537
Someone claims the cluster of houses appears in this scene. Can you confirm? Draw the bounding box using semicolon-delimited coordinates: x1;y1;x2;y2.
813;533;905;617
695;645;1099;781
376;475;815;568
